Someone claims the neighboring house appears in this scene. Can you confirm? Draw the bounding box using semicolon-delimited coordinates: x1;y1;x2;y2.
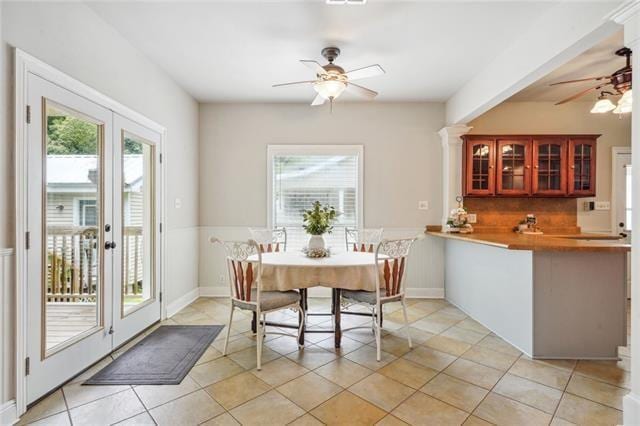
46;155;144;227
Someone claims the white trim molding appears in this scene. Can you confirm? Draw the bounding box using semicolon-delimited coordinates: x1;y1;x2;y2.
439;125;472;227
0;400;17;426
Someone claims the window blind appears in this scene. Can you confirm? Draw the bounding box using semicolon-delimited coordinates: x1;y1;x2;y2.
271;153;360;251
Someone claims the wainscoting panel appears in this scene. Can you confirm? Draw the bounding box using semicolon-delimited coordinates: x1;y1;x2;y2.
165;227;199;311
0;248;16;423
198;227;444;298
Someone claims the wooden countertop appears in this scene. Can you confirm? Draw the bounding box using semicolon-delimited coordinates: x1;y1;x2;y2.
425;230;630;253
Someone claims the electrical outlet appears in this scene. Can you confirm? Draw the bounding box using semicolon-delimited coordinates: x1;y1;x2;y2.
595;201;610;211
467;214;477;224
418;201;429;210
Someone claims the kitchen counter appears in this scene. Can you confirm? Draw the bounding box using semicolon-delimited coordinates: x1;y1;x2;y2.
426;230;630;253
427;228;628;359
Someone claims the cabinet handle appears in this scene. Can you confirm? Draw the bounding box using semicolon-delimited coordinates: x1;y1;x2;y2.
526;165;531;169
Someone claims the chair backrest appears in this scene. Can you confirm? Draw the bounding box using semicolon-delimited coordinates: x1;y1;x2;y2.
211;237;261;303
249;227;287;253
375;237;416;298
345;228;383;252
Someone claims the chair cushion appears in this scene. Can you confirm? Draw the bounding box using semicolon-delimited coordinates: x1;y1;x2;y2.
341;288;401;305
233;289;301;312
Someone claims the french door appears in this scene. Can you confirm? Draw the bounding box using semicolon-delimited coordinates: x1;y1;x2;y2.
25;73;162;403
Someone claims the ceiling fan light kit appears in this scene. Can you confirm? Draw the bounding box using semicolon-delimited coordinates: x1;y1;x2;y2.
551;47;633;115
273;46;384;111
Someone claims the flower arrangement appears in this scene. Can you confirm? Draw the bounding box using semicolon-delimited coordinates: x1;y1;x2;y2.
302;201;338;235
446;197;474;233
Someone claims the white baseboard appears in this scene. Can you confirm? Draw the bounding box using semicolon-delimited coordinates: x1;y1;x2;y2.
1;400;17;425
406;288;445;298
166;288;200;317
197;286;444;299
624;392;640;425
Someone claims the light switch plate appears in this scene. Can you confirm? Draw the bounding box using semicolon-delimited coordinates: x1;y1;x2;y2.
418;201;429;210
595;201;610;211
467;214;477;224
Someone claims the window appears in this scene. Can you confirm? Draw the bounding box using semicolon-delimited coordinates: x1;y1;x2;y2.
76;199;97;226
268;145;363;250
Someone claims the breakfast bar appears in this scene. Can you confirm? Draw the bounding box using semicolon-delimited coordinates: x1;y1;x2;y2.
427;230;631;360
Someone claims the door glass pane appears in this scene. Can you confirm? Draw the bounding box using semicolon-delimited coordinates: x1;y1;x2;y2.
472;144;490;190
122;132;155;316
624;164;633;231
44;101;101;354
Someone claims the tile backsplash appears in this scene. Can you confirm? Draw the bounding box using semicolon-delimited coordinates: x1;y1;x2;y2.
463;198;580;234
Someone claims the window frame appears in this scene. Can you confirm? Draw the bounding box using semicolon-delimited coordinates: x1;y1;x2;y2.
267;145;364;234
73;197;98;226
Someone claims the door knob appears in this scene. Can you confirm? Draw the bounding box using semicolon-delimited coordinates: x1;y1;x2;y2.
619;222;625;228
104;241;116;250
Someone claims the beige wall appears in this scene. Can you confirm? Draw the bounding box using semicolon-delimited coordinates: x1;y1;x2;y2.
199;102;445;228
469;101;631;232
198;102;447;294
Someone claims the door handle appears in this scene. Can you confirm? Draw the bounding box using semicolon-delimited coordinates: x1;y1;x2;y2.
104;241;116;250
620;232;628;238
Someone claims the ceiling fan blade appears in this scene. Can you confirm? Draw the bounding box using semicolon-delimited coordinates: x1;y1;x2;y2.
344;64;385;81
550;75;612;86
300;60;327;76
555;83;609;105
272;80;315;88
311;94;326;106
345;82;378;99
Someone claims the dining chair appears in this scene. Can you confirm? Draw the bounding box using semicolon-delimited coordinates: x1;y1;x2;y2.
211;237;304;370
249;227;287;252
341;237;416;361
345;227;384;252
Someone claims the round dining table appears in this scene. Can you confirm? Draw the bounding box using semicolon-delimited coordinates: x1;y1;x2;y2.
247;251;384;348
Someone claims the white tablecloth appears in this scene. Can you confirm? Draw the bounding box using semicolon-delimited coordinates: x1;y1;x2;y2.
247;251;384;292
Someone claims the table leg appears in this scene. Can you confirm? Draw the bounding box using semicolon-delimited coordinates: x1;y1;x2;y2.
298;288;307;347
334;288;342;348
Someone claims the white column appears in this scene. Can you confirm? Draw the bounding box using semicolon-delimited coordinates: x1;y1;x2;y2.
439;125;472;227
611;3;640;424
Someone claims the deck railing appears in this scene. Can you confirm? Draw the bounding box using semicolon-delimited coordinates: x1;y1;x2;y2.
46;226;143;302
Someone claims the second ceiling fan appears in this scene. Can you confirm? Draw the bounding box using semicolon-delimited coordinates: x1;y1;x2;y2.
273;47;385;109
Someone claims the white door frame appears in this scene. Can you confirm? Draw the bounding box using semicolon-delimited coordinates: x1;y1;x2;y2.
611;146;633;236
14;48;167;416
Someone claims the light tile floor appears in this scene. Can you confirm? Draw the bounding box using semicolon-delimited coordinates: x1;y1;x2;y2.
20;297;631;425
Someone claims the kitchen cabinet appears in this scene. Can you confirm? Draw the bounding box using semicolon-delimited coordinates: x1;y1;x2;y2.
464;138;495;196
462;135;599;198
532;138;567;196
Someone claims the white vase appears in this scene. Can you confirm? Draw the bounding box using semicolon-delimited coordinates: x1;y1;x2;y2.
308;235;325;250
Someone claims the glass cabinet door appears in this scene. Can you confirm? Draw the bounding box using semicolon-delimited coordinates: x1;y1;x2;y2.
464;139;495;195
532;138;567;195
569;138;597;196
496;139;531;195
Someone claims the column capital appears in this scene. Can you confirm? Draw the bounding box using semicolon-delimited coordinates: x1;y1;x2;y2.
438;124;473;145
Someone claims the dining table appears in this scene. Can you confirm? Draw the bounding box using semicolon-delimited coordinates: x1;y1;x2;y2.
247;250;383;348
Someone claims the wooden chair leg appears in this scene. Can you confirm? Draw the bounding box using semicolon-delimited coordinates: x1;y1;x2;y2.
223;305;234;356
298;305;306;348
401;297;413;348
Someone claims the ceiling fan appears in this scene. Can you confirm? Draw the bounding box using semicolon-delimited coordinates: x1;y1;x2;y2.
551;47;633;114
273;47;385;109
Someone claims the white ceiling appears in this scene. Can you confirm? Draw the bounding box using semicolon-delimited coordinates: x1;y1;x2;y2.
89;1;558;103
509;31;626;103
